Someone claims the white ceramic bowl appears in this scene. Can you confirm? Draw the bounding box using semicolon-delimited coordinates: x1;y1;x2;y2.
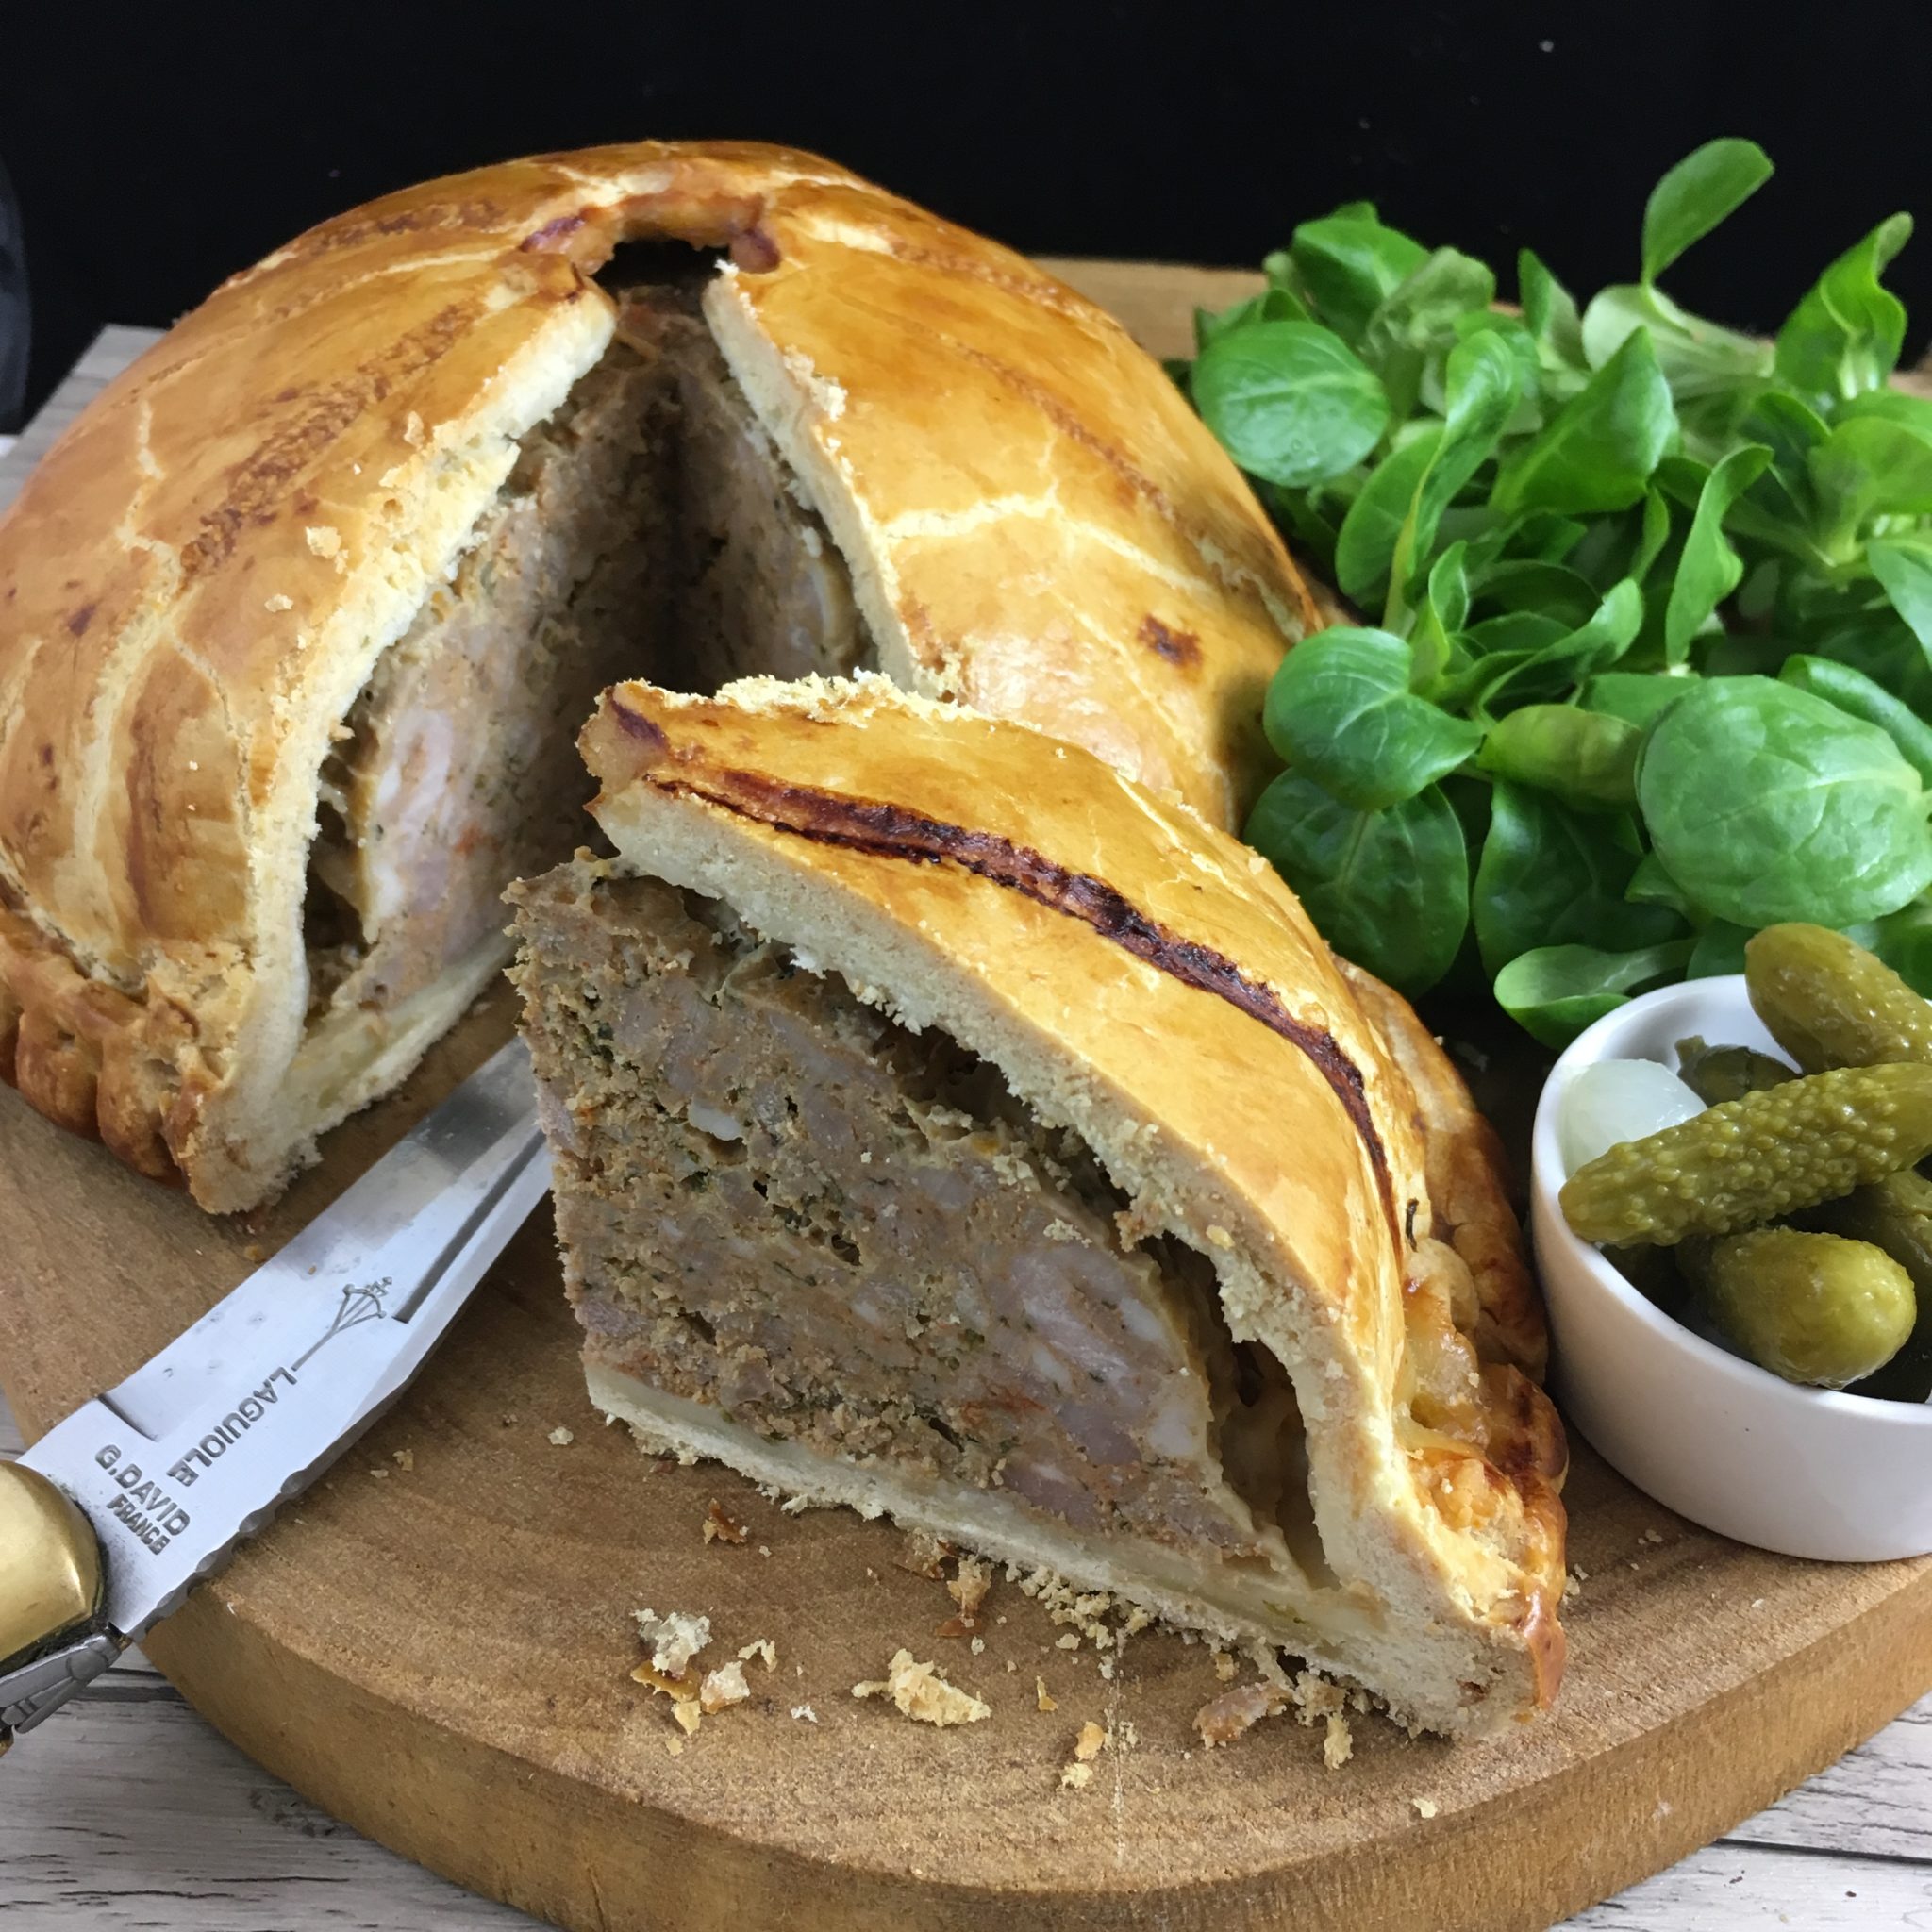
1530;974;1932;1561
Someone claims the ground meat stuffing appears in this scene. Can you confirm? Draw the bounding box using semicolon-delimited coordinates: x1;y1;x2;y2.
511;861;1331;1583
305;274;868;1021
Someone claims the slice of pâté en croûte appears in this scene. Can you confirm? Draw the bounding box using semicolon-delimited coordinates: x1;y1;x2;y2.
509;674;1566;1738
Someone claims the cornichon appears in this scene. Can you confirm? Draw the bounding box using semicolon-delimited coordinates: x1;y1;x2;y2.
1746;922;1932;1071
1810;1169;1932;1401
1681;1226;1915;1388
1603;1241;1692;1317
1559;1061;1932;1246
1674;1034;1795;1105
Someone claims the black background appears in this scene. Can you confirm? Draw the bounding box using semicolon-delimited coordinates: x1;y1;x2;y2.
7;3;1932;427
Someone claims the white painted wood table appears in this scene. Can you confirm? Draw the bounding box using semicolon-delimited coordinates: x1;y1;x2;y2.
1;333;1929;1930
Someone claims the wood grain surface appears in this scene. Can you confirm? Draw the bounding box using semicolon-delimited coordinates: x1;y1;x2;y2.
10;1400;1921;1932
0;268;1928;1932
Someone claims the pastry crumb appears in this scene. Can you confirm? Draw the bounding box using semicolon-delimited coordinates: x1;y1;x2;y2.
242;1242;266;1263
1193;1681;1285;1748
852;1649;990;1726
304;525;341;559
737;1639;777;1673
263;593;292;613
1054;1633;1080;1651
391;1449;414;1472
367;1467;390;1480
791;1704;818;1723
501;1412;519;1427
704;1500;751;1544
896;1529;955;1579
1074;1720;1108;1762
779;1495;810;1515
1412;1796;1438;1819
970;1636;986;1655
1323;1712;1353;1769
634;1607;710;1677
1212;1650;1238;1682
664;1736;684;1757
1641;1528;1665;1545
672;1699;702;1738
947;1555;992;1624
1059;1761;1093;1790
548;1425;575;1447
698;1660;750;1714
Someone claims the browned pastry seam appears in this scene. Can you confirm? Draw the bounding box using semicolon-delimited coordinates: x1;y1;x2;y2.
608;688;1397;1241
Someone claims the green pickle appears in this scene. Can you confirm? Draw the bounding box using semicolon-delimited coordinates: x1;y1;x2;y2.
1745;923;1932;1073
1602;1242;1692;1317
1680;1228;1915;1389
1674;1034;1795;1106
1559;1062;1932;1247
1811;1170;1932;1402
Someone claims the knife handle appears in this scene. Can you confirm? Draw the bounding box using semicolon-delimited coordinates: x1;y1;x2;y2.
0;1463;106;1751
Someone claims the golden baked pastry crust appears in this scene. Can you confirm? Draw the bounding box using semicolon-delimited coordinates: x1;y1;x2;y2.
0;141;1314;1208
580;673;1566;1729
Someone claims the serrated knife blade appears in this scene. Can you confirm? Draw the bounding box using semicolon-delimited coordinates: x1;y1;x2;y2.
0;1035;549;1744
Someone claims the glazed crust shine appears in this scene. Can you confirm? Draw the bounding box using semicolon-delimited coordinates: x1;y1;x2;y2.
0;141;1315;1210
578;674;1568;1731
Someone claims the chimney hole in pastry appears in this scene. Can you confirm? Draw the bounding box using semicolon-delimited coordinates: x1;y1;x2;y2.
297;256;877;1038
513;863;1338;1592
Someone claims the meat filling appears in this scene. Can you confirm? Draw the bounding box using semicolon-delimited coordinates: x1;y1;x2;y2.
304;275;867;1021
511;860;1330;1584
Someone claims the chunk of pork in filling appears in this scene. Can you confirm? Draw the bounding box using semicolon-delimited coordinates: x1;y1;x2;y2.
305;279;867;1020
510;860;1325;1582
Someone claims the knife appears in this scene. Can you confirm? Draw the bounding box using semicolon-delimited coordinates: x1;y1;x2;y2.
0;1036;549;1752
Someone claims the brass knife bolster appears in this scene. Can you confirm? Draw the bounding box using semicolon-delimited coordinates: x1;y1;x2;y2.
0;1463;115;1751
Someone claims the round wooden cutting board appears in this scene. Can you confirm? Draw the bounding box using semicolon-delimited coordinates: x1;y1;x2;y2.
2;262;1930;1932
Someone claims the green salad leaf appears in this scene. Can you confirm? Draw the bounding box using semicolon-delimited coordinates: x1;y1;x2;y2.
1191;322;1389;489
1641;138;1774;285
1242;772;1468;996
1334;429;1439;601
1638;676;1932;927
1495;941;1697;1048
1491;330;1675;516
1176;140;1932;1028
1663;444;1773;658
1776;214;1913;405
1778;654;1932;786
1472;782;1682;976
1476;704;1641;809
1869;534;1932;660
1287;213;1429;346
1810;415;1932;550
1519;248;1587;372
1261;627;1484;809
